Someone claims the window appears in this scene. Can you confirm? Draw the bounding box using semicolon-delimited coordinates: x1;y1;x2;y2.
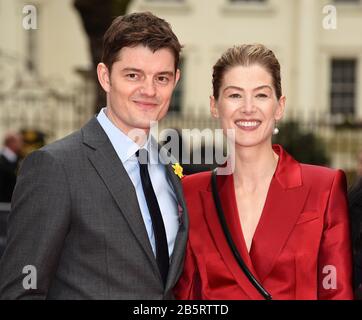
223;0;271;14
333;0;360;3
229;0;266;2
142;0;190;13
169;58;184;113
330;59;357;115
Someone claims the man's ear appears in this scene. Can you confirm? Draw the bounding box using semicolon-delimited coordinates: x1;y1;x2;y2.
275;95;286;121
97;63;111;93
174;68;181;88
210;95;219;119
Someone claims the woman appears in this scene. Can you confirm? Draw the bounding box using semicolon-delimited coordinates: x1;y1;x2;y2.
174;44;353;300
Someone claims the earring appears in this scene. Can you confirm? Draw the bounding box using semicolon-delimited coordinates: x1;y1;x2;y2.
273;121;279;135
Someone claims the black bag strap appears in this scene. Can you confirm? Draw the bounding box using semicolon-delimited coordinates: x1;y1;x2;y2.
211;168;272;300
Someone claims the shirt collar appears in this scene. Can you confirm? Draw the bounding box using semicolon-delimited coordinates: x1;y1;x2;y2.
214;144;302;193
272;144;302;189
96;107;158;163
1;146;17;162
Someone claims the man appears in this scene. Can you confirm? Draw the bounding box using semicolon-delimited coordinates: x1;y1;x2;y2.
0;133;23;203
0;12;188;299
0;132;23;258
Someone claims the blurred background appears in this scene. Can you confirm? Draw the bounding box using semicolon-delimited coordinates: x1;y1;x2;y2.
0;0;362;181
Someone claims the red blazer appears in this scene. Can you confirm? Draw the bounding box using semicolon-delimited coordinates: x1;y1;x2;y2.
175;145;354;300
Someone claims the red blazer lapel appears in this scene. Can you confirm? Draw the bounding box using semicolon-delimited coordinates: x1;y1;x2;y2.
250;145;310;282
219;173;260;278
200;174;264;300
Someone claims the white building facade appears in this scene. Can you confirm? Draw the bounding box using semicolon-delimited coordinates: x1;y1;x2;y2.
129;0;362;122
0;0;92;142
1;0;362;170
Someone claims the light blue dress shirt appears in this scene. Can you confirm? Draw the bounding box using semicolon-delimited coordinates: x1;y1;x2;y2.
97;108;179;257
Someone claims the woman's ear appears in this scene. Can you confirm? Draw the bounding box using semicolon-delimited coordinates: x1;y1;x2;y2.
210;95;219;119
97;63;111;93
275;95;286;121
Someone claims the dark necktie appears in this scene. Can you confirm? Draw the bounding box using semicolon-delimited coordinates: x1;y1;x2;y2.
136;149;169;286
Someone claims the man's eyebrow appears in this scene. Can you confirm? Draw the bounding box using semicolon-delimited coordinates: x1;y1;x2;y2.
120;68;174;76
157;71;175;76
121;67;143;73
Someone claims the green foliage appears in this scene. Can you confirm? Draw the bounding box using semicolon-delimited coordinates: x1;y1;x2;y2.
273;121;330;166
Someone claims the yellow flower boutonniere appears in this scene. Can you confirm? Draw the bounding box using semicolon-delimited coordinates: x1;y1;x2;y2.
172;163;184;179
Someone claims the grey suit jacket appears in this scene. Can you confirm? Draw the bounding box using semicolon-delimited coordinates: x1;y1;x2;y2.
0;117;189;299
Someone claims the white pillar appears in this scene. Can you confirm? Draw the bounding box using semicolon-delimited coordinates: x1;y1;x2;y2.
295;0;319;122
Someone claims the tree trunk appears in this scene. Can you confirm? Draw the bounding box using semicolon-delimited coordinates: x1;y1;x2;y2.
73;0;132;114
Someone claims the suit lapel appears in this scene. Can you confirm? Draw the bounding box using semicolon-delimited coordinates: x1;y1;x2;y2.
250;145;310;282
250;178;310;282
82;118;159;274
159;146;189;291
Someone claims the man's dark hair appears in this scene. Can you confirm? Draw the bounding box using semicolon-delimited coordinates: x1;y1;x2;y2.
102;12;182;72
